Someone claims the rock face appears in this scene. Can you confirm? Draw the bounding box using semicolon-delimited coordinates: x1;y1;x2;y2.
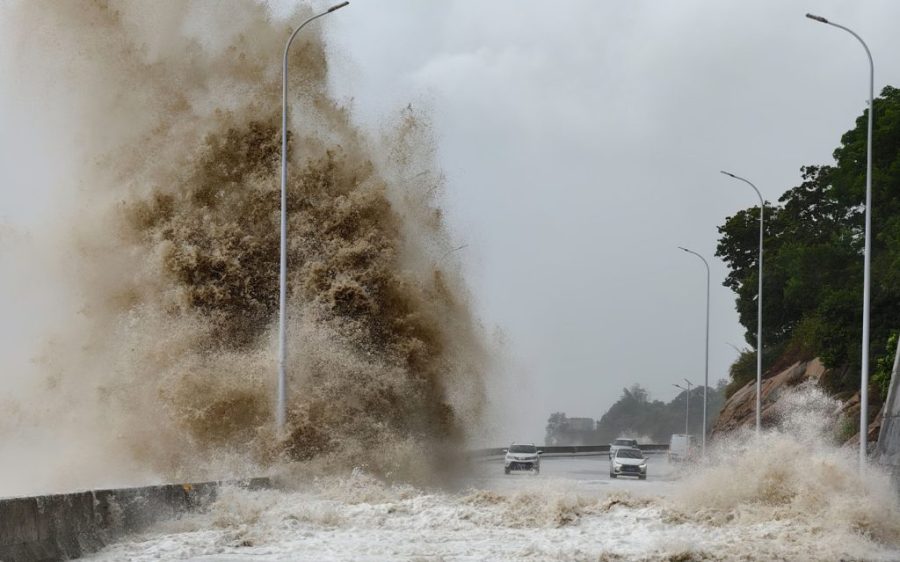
710;359;827;437
711;357;883;448
840;390;883;448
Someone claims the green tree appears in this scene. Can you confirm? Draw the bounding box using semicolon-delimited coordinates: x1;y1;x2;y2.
716;86;900;400
594;384;726;443
873;333;899;400
545;412;567;445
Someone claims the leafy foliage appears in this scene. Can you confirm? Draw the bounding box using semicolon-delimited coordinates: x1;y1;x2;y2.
872;332;898;401
726;348;756;399
545;382;727;445
716;86;900;399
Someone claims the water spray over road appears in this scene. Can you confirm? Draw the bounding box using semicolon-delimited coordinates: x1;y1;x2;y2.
89;386;900;560
86;388;900;561
2;2;900;560
0;0;487;494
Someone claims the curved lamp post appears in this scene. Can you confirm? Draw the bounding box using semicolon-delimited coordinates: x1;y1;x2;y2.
721;170;764;435
673;380;694;436
438;244;469;263
278;1;350;435
806;13;874;472
678;246;710;455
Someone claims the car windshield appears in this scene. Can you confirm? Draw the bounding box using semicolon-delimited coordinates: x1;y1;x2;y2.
616;449;644;459
614;439;636;446
509;445;537;453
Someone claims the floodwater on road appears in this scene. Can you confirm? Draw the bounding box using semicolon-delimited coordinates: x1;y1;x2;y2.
85;453;900;561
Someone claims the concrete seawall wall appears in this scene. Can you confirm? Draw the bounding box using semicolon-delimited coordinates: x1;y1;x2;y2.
876;336;900;484
0;478;269;562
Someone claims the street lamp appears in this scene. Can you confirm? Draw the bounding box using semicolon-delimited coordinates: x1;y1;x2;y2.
438;244;469;263
805;13;875;472
673;380;693;435
278;1;350;435
678;246;710;455
721;170;764;435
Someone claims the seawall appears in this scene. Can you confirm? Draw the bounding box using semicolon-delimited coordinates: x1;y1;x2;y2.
0;477;269;562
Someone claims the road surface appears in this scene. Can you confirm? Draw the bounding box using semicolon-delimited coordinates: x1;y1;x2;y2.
86;455;899;561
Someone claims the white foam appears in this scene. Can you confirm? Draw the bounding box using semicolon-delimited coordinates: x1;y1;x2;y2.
89;387;900;560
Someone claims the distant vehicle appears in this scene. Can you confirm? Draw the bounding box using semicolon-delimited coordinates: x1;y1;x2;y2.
609;447;647;479
609;438;639;458
504;443;542;474
668;434;695;462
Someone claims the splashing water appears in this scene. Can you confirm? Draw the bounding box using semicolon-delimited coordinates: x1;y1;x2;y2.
3;3;900;560
84;385;900;560
662;383;900;559
0;0;488;495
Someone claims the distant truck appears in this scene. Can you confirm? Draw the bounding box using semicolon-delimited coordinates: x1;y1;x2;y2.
668;434;695;462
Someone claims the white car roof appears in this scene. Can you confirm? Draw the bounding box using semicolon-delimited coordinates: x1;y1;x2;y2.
615;447;644;455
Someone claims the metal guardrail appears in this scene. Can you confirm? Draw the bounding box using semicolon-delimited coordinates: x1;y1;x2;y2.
470;444;669;458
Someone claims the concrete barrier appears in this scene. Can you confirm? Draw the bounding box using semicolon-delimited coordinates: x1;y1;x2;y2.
0;478;269;562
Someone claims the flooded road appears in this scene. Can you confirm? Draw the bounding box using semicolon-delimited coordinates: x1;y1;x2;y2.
85;454;900;561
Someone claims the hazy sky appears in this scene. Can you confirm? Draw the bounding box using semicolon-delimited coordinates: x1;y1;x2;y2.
4;1;900;444
316;0;900;441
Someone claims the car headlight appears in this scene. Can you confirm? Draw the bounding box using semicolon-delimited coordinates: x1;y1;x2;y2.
614;462;622;468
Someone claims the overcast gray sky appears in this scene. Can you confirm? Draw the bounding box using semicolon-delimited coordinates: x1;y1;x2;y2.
4;1;900;444
318;0;900;441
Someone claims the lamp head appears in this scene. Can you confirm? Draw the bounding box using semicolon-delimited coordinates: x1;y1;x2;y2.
805;13;828;24
328;1;350;13
720;170;737;178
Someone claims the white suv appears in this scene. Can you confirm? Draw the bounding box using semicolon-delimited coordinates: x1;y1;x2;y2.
504;443;542;474
609;447;647;479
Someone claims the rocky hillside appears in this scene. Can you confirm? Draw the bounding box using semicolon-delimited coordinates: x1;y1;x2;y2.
711;358;881;448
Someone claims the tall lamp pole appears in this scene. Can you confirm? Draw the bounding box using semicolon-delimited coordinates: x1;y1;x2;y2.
678;246;710;455
805;13;875;472
721;171;764;435
673;381;693;435
278;1;350;434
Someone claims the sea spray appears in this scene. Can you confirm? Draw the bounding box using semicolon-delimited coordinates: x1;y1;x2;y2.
89;394;900;562
0;0;488;494
667;383;900;555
